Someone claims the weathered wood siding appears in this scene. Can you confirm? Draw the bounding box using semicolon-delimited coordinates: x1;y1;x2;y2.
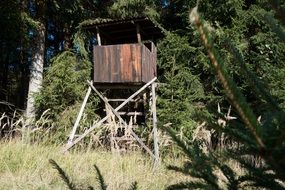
93;43;156;85
141;42;157;83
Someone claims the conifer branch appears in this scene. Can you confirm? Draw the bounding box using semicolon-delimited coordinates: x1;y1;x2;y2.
224;40;281;110
265;14;285;43
269;0;285;26
189;6;266;150
128;182;138;190
94;164;107;190
49;159;76;190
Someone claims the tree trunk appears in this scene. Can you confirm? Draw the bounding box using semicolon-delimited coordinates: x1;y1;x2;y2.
26;23;45;119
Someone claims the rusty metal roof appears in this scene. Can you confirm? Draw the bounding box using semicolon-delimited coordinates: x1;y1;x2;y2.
80;17;164;44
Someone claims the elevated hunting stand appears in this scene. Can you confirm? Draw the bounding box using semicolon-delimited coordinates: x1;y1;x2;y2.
64;17;163;165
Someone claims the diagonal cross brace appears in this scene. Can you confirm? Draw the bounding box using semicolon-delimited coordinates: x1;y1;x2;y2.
63;77;157;153
88;81;156;159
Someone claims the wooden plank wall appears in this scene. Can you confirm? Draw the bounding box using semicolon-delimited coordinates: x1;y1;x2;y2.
141;42;157;83
120;44;142;82
93;43;156;84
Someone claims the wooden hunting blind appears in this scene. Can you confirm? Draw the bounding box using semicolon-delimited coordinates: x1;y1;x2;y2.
93;43;157;85
82;17;163;87
65;17;163;166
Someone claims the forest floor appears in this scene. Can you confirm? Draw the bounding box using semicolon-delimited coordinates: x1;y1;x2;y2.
0;140;190;190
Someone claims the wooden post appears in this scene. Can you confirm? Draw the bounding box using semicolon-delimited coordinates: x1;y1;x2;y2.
105;102;114;124
96;27;101;46
88;80;156;159
64;78;157;152
105;101;116;152
136;24;141;43
152;83;159;167
67;86;92;146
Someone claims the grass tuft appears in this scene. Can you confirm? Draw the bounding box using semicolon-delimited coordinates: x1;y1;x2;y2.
0;140;191;189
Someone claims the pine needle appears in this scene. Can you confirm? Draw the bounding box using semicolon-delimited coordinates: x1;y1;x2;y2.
94;164;107;190
128;182;138;190
49;159;77;190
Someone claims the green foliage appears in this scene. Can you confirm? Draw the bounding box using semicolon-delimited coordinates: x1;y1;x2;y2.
157;33;211;139
73;30;89;58
163;126;227;189
36;51;90;116
108;0;159;19
158;0;285;144
165;2;285;189
35;51;98;141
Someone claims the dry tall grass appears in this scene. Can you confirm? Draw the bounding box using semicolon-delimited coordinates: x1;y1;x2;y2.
0;140;190;190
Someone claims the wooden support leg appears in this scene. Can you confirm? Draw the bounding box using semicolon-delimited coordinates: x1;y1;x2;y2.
152;83;159;167
67;86;92;146
88;80;156;159
105;103;116;152
63;78;157;152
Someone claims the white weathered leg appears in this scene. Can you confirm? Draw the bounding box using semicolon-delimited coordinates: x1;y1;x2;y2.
152;83;159;167
67;86;92;146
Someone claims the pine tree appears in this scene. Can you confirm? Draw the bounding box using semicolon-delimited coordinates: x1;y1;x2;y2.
108;0;160;19
0;0;30;112
165;1;285;189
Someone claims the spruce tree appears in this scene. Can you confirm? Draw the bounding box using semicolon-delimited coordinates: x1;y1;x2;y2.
165;1;285;189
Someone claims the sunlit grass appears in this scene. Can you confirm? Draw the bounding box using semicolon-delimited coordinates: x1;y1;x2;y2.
0;140;190;190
